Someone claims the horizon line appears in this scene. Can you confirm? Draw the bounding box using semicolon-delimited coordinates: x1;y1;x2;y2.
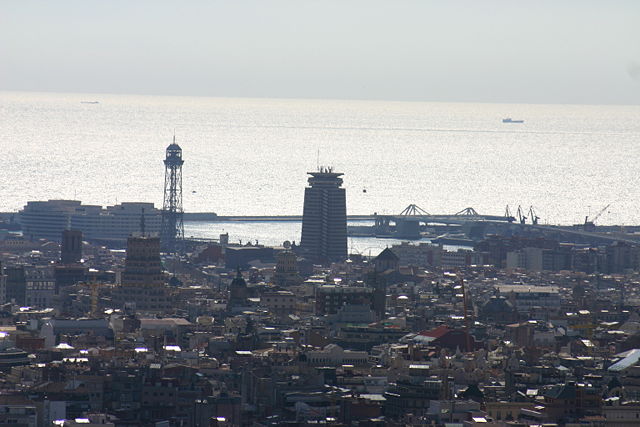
1;88;639;108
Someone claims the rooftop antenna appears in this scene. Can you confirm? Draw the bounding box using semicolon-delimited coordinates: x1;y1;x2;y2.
316;148;320;171
140;207;146;236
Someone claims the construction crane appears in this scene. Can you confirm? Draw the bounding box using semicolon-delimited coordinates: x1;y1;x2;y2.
584;203;611;231
80;280;100;317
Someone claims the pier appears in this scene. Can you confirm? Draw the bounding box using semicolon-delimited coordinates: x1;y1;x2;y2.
199;215;375;222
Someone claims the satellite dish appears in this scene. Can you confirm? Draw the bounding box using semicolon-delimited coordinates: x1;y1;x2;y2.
283;240;292;249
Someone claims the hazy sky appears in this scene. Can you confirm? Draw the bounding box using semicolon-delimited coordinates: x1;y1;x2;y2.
2;1;639;104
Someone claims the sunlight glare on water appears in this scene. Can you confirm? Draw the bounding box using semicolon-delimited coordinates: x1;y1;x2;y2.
1;91;640;227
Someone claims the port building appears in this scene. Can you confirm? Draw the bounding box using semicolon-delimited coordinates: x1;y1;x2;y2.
19;200;160;244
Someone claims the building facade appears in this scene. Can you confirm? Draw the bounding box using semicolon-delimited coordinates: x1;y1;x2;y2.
24;267;56;308
315;285;374;315
273;250;301;286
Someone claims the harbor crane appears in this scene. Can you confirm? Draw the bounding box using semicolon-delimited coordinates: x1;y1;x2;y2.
529;206;540;225
516;205;527;224
584;203;611;231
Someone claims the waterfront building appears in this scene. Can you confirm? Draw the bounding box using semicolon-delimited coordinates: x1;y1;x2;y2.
19;200;161;244
19;200;82;241
71;202;161;244
300;168;347;264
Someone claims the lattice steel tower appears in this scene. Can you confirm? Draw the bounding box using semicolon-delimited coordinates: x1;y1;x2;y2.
160;138;184;253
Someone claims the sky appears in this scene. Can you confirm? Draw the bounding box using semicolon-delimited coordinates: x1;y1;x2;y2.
1;1;639;104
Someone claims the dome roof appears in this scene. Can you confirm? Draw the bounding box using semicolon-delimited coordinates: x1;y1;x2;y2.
231;267;247;289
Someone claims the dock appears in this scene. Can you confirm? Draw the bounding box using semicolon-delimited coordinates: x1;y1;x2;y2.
186;214;375;222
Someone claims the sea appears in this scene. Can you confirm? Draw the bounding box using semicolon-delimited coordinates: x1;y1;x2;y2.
1;91;639;253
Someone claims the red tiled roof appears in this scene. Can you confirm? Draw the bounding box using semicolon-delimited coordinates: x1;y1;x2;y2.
419;325;450;338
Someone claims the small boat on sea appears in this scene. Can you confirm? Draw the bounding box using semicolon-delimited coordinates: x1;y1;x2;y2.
502;118;524;123
80;101;100;104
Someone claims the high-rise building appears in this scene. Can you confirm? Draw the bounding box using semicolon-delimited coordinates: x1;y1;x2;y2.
300;168;347;263
55;229;86;292
117;235;171;312
122;236;164;287
61;229;82;264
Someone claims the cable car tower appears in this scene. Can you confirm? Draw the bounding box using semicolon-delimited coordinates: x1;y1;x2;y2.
160;137;184;253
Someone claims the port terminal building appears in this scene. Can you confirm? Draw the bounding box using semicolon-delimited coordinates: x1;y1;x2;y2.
19;200;160;244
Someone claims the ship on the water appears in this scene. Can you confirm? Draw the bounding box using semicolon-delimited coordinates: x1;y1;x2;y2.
430;233;475;247
502;118;524;123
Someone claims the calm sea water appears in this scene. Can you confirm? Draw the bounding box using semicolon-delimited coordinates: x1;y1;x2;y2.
2;91;640;250
183;220;429;254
